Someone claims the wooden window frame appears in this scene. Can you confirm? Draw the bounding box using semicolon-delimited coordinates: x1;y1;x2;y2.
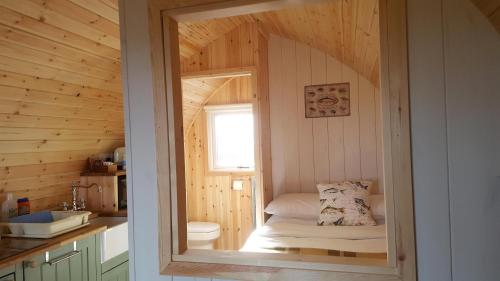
147;0;416;280
205;103;255;173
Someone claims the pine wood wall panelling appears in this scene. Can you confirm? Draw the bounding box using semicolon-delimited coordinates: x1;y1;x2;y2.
0;40;117;81
182;22;272;250
0;148;118;167
0;127;124;141
0;114;124;131
177;0;381;87
0;55;121;93
256;31;273;209
0;70;122;102
0;0;123;211
268;34;286;197
295;40;315;192
182;76;233;130
68;0;119;24
0;139;123;154
0;0;120;50
0;99;123;121
0;24;121;74
0;160;87;180
180;22;259;73
0;6;120;60
311;47;331;185
185;77;255;250
342;62;362;181
269;35;384;195
0;85;123;112
37;0;120;38
281;38;300;193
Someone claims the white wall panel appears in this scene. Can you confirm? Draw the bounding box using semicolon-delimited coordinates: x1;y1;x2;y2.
268;35;383;195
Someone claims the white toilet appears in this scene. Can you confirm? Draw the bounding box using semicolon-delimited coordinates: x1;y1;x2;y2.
187;221;220;249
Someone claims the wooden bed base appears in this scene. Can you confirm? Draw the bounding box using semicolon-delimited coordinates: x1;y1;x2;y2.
270;247;387;260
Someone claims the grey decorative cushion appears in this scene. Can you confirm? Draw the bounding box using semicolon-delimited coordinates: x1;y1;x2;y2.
317;181;376;226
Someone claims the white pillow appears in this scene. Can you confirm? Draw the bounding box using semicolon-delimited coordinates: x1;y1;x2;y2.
264;193;319;219
370;194;385;220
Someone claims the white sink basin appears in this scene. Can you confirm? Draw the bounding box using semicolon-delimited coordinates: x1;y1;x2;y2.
100;220;128;263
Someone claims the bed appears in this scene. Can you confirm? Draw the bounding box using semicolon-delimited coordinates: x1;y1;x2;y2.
241;215;387;256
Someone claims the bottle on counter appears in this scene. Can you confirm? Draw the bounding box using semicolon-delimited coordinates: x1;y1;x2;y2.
17;197;30;216
1;193;18;221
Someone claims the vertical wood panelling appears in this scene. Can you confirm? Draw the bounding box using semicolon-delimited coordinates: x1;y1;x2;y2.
281;38;300;193
268;35;286;198
180;23;258;73
341;65;362;181
296;42;315;192
310;48;330;185
358;76;378;181
374;88;384;190
183;23;272;250
326;55;345;182
269;35;383;195
0;1;123;211
185;77;255;251
257;32;273;210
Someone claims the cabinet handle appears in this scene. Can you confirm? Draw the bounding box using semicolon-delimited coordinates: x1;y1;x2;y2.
46;250;81;266
23;260;38;268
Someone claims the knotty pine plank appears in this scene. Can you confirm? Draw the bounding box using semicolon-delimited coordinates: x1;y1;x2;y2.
0;6;120;60
0;70;122;102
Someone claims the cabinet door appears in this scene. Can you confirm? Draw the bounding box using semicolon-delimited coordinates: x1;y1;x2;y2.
0;264;22;281
101;262;128;281
23;235;98;281
0;274;15;281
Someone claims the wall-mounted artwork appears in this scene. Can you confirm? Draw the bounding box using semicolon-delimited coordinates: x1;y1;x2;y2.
304;82;350;118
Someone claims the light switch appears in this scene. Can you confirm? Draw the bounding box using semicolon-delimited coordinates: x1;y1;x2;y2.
232;180;243;191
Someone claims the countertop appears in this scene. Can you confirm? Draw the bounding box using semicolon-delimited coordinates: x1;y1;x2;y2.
0;216;127;269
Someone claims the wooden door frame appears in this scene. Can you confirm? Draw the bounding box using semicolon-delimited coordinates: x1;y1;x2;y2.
181;66;267;236
146;0;416;280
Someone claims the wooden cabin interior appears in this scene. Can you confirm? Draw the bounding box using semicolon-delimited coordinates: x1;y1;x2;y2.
180;0;387;257
0;0;124;211
0;0;498;280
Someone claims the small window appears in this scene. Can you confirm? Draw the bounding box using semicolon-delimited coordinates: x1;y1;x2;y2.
205;104;255;172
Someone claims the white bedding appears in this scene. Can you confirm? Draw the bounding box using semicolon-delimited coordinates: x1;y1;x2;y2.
241;216;387;253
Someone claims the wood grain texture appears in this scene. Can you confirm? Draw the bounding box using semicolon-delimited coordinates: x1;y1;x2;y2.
136;0;416;279
185;77;255;251
0;0;123;211
182;76;233;132
177;0;381;87
269;35;383;195
471;0;500;33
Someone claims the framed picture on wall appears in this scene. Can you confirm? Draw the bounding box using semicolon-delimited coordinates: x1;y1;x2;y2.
304;82;350;118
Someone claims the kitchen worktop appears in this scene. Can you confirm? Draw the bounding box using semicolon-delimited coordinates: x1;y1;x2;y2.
0;215;127;269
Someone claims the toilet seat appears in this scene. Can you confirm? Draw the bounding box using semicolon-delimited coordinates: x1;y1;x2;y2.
187;222;220;241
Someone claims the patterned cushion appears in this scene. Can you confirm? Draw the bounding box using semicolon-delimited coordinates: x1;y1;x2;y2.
317;181;376;226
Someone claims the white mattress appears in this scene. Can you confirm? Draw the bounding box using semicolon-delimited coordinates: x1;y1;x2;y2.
241;216;387;253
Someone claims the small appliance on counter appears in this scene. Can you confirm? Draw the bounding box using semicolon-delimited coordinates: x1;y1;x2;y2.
114;147;126;170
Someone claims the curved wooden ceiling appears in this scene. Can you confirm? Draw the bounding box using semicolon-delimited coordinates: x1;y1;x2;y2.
181;76;233;130
179;0;381;87
0;0;122;210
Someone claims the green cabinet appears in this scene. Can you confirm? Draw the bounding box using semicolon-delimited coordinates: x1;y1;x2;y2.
23;235;98;281
101;261;128;281
1;228;129;281
0;264;22;281
100;251;128;281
